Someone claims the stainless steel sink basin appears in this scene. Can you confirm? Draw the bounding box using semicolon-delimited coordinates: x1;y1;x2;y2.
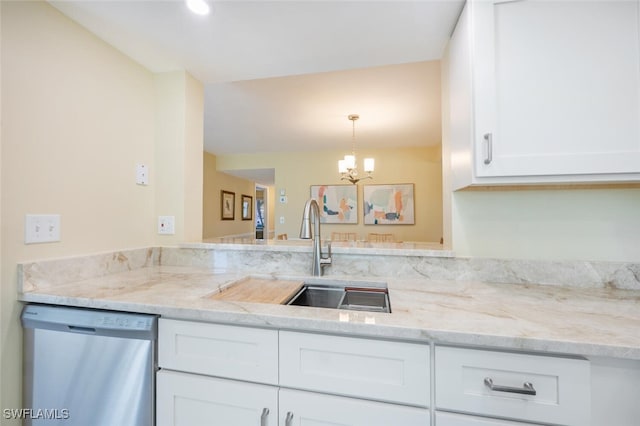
286;281;391;313
286;285;345;309
339;288;389;312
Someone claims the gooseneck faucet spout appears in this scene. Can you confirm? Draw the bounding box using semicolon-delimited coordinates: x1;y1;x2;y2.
299;198;332;276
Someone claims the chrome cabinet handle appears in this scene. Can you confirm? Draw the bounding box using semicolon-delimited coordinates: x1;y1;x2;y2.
285;411;294;426
260;408;269;426
484;377;536;395
483;133;493;165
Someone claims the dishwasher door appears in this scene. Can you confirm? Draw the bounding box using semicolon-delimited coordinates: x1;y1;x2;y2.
21;304;157;426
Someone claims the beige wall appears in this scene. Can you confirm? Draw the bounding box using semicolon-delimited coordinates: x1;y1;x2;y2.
203;152;257;239
155;71;204;244
0;1;203;418
217;146;443;242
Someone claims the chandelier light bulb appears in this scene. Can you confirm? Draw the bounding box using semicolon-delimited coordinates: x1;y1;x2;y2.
344;155;356;169
364;158;375;173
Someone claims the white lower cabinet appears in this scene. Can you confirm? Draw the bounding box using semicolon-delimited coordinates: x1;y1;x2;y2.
436;412;536;426
157;319;600;426
157;319;431;426
156;370;278;426
279;388;430;426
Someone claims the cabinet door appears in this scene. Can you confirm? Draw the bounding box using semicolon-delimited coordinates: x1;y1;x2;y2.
279;388;430;426
437;411;537;426
156;370;278;426
473;0;640;178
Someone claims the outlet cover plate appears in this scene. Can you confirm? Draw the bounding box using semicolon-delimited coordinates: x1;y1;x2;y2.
158;216;175;235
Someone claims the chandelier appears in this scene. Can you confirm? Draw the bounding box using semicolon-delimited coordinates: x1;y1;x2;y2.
338;114;374;184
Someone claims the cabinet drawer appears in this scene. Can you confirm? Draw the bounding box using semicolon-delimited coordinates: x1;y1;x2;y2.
158;318;278;384
279;331;430;407
280;388;430;426
436;346;590;426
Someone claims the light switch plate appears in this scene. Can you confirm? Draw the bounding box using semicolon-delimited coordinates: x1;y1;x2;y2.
25;214;61;244
136;163;148;185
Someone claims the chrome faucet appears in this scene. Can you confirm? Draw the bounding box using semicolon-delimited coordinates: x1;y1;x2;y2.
299;198;332;276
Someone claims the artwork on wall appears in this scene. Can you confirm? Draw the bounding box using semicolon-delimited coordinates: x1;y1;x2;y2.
241;194;253;221
363;184;415;225
310;185;358;224
221;190;235;220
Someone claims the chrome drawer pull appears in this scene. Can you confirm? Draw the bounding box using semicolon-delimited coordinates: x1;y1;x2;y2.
260;408;269;426
483;133;493;165
484;377;537;395
285;411;294;426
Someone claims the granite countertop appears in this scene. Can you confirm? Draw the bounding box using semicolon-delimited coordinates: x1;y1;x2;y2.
189;239;455;258
18;264;640;360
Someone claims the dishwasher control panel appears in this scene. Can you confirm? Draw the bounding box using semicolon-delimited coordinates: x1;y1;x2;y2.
94;314;154;331
22;304;157;337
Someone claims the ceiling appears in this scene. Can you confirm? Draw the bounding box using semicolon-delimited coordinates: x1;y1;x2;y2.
50;0;464;183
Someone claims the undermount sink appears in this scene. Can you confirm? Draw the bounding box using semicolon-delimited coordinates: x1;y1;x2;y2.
285;281;391;313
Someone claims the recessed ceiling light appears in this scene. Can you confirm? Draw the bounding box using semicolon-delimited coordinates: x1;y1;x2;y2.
186;0;210;15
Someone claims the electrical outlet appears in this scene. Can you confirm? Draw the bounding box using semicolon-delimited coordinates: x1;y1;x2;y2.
279;216;285;224
25;214;61;244
158;216;175;235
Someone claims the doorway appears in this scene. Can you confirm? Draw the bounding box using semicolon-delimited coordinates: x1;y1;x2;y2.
255;185;268;239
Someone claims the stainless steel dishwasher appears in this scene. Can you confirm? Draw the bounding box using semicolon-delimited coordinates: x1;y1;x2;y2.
21;304;157;426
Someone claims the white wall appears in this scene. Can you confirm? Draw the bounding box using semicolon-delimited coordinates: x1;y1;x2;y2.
452;188;640;262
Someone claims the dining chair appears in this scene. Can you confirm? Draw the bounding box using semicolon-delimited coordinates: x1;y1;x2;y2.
331;232;357;241
367;233;394;242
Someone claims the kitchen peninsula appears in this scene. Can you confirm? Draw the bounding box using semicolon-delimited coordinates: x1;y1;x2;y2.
18;244;640;425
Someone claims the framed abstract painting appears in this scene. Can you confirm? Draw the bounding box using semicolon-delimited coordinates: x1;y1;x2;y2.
310;185;358;224
363;184;415;225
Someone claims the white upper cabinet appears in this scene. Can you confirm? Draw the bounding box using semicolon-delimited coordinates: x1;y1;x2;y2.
448;0;640;188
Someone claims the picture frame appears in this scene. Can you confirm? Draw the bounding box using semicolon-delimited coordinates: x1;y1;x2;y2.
221;190;235;220
310;184;358;224
241;194;253;221
363;183;415;225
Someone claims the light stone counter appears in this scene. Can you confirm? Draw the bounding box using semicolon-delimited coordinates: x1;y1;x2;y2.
192;239;454;258
17;247;640;361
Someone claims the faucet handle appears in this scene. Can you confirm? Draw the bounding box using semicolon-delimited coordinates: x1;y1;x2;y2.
321;241;332;265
